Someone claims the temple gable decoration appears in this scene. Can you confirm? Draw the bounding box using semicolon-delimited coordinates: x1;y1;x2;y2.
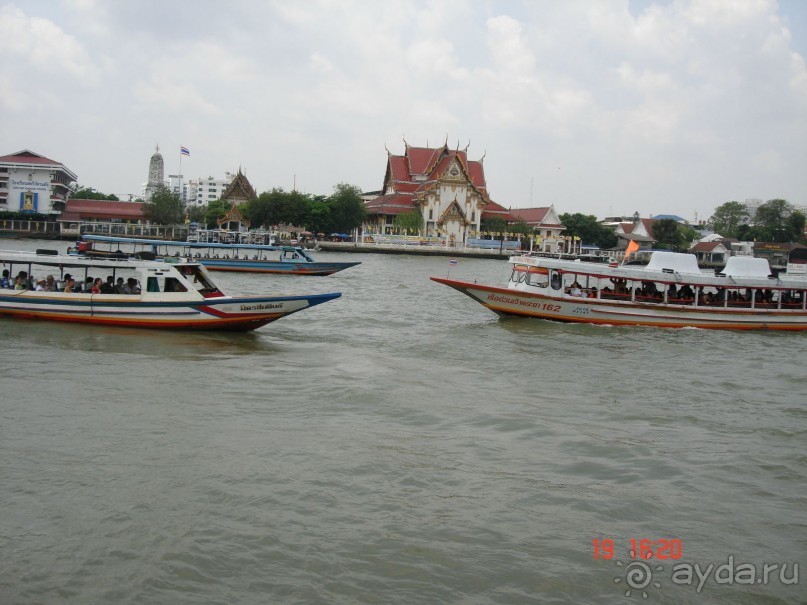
217;204;250;232
221;168;257;205
437;199;469;227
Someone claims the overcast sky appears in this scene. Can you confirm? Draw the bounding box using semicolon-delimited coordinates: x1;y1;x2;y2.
2;0;805;221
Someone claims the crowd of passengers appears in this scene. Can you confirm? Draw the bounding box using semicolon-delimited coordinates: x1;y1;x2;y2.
566;278;804;307
1;269;141;294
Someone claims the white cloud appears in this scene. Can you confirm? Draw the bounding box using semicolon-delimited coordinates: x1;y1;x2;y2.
2;0;806;217
0;4;100;110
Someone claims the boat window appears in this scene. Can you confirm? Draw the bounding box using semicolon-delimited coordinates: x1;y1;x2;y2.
510;266;528;284
550;271;562;290
182;265;217;292
525;267;548;287
781;290;804;308
164;277;187;292
725;288;752;307
147;276;160;292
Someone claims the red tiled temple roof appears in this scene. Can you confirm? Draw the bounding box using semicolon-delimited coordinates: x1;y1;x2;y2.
376;143;491;211
480;200;515;222
61;199;145;221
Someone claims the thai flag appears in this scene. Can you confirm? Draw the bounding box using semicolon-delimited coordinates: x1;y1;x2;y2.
180;146;190;156
449;259;458;266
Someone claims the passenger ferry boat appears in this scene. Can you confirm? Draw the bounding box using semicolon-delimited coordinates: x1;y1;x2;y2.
0;249;341;331
432;250;807;330
73;235;361;276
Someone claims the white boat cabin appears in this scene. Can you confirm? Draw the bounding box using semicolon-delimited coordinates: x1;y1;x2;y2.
507;251;807;311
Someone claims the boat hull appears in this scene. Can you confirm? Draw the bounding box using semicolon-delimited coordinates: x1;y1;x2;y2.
431;277;807;331
0;291;341;332
197;258;360;275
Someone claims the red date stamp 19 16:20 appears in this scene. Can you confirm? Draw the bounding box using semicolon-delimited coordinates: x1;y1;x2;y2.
593;538;683;560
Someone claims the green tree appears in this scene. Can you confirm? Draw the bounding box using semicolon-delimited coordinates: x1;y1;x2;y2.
143;188;184;224
203;199;233;228
652;218;687;251
481;217;507;238
71;186;119;201
393;210;424;234
253;188;310;227
754;199;801;242
306;197;334;235
186;204;207;224
789;211;806;243
328;183;365;233
709;201;749;239
508;219;531;247
243;193;273;228
736;223;761;242
559;213;618;249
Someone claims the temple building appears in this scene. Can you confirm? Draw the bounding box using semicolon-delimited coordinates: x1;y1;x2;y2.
220;168;257;205
143;145;165;201
364;141;514;245
0;149;77;215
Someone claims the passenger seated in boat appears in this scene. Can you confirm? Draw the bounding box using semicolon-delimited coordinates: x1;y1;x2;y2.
588;287;598;299
35;278;46;291
123;278;141;294
91;278;103;294
45;275;57;292
570;282;583;297
114;277;125;293
1;269;9;288
679;284;694;300
100;275;115;294
14;273;27;290
64;277;76;293
667;284;677;300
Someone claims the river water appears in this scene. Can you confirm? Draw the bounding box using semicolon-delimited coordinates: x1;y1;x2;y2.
1;239;805;604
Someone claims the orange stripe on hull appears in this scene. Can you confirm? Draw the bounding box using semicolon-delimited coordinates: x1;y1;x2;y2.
0;309;284;331
483;304;807;330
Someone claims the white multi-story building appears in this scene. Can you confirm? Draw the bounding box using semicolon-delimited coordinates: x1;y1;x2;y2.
742;198;764;223
0;149;77;215
167;174;189;202
187;173;235;206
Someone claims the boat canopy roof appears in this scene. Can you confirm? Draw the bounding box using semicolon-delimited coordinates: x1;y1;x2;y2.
83;234;282;251
721;256;772;278
0;249;197;270
643;251;701;275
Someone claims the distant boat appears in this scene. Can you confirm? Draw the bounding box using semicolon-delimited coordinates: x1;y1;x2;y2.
432;249;807;330
74;235;361;276
0;249;340;331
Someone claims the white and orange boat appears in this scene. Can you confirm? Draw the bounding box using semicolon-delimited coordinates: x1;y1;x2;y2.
0;249;340;331
432;249;807;330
